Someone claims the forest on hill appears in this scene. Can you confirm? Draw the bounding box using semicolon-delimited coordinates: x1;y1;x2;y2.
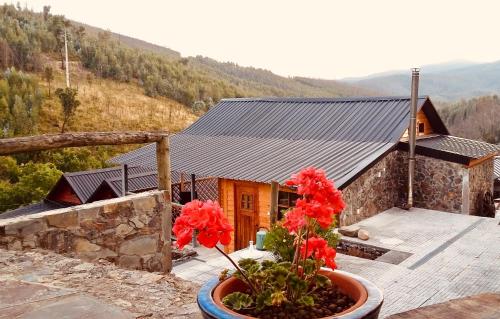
438;95;500;144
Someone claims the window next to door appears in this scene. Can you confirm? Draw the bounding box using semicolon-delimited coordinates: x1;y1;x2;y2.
277;191;300;220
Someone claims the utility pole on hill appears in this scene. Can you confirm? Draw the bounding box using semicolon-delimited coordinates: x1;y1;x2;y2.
64;30;70;87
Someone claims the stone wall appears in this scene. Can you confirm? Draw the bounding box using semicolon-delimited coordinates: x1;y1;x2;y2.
341;151;404;225
405;153;465;213
469;158;494;214
0;191;170;272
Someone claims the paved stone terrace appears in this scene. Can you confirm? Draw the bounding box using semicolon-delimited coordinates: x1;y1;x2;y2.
338;207;500;317
0;249;200;319
173;207;500;318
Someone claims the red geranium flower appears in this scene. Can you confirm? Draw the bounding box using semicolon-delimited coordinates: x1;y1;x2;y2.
283;207;306;233
300;236;337;270
172;200;233;249
285;167;345;229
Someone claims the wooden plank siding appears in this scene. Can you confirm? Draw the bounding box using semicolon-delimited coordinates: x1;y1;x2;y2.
401;110;434;139
219;179;271;252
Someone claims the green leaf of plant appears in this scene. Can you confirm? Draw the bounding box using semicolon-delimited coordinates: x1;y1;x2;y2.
222;292;254;311
255;289;273;311
315;274;332;288
238;258;259;272
298;295;315;306
288;273;308;295
278;261;292;269
303;259;316;275
261;260;276;269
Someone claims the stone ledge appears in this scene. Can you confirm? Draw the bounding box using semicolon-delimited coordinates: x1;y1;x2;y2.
0;191;169;272
0;191;163;227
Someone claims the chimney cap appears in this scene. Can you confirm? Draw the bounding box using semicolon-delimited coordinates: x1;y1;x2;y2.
411;67;420;73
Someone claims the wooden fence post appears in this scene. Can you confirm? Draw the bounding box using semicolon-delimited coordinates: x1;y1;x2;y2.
156;136;172;273
270;181;279;225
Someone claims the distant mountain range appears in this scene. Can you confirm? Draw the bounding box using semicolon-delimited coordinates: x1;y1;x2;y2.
342;60;500;102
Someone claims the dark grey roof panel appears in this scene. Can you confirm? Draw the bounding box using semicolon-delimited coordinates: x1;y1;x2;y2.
104;171;181;196
111;134;394;187
0;200;67;220
414;135;499;160
182;97;428;143
494;157;500;180
64;166;152;203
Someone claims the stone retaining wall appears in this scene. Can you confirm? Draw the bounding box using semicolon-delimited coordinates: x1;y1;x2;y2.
469;158;494;214
0;191;170;272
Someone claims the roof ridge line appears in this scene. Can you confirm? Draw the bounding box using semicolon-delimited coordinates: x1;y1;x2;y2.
63;165;141;177
220;96;430;103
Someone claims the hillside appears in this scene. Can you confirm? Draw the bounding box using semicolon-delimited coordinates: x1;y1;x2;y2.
71;21;181;60
69;16;373;99
37;60;196;134
187;57;376;98
344;60;500;102
439;95;500;144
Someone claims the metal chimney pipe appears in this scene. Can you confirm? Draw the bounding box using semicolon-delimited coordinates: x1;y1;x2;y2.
121;164;129;196
407;68;420;209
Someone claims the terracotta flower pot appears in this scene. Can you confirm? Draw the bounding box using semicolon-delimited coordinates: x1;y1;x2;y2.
197;269;383;319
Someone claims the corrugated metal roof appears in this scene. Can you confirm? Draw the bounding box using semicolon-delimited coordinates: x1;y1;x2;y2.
110;96;442;188
0;200;67;220
104;171;163;196
399;135;500;165
62;166;153;203
494;157;500;180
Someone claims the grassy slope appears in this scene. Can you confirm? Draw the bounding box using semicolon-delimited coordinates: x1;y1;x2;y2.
36;59;197;135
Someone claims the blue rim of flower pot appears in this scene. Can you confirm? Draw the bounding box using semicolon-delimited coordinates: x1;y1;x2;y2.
197;269;383;319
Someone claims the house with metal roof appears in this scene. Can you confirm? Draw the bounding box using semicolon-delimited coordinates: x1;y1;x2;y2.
111;96;499;251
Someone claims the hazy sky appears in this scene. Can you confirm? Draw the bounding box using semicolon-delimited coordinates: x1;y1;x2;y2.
16;0;500;79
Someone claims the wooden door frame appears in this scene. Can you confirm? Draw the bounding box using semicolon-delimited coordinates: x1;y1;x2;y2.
234;181;259;250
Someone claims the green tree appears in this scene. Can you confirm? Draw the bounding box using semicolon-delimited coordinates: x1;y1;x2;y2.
43;66;54;97
0;68;43;136
55;87;80;133
0;156;19;182
48;148;105;172
0;161;62;213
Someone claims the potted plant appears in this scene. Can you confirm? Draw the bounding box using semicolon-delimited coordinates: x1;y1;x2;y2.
173;167;383;319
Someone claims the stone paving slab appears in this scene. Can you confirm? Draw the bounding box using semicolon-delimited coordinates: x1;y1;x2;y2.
0;280;135;319
0;280;74;310
386;292;500;319
0;249;201;319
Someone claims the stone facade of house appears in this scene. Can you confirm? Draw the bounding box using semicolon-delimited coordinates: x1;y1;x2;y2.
341;150;495;225
0;191;171;272
468;158;494;215
400;153;465;213
341;151;404;225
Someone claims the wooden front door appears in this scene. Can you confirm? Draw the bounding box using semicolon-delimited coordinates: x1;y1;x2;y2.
235;184;258;250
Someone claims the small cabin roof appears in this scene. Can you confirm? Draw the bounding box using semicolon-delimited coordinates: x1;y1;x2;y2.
399;135;500;165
